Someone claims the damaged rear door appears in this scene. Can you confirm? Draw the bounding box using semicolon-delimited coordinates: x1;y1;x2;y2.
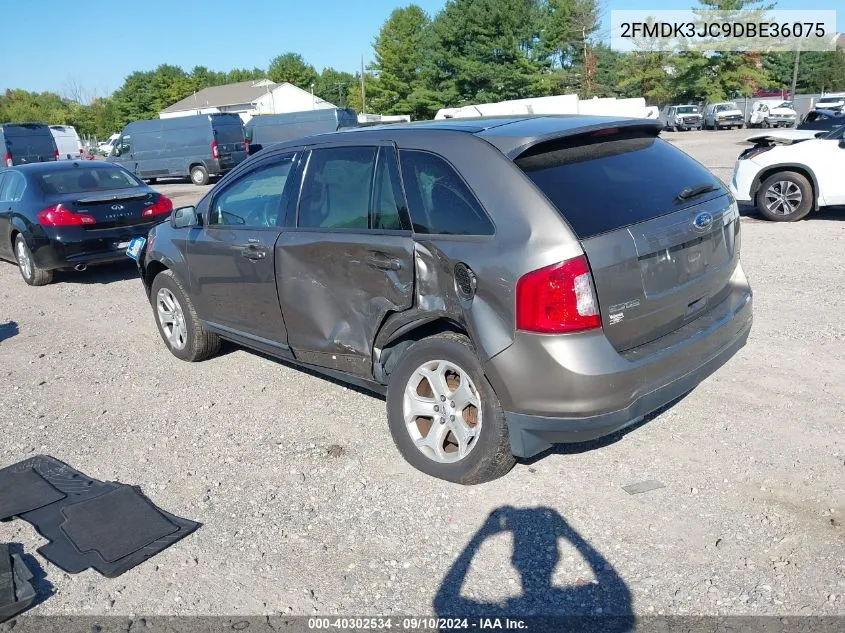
277;143;414;378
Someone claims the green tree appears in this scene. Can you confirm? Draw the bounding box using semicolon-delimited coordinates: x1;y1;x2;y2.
426;0;549;107
764;51;845;94
313;68;357;107
369;5;434;118
225;67;266;84
267;53;318;89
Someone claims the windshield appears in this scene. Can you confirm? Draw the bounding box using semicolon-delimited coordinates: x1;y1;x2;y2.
715;103;738;112
817;96;843;104
36;166;142;195
776;102;793;109
676;106;699;114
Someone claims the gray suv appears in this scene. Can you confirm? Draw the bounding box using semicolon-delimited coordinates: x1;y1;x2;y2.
132;116;753;484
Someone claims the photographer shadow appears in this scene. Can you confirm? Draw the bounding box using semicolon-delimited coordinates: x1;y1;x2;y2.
433;506;634;633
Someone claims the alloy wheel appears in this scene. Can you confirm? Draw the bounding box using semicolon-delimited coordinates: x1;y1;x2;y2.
16;240;32;280
402;359;482;463
764;181;802;216
156;288;188;350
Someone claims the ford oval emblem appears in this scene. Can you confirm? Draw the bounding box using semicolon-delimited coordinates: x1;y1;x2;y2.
693;212;713;230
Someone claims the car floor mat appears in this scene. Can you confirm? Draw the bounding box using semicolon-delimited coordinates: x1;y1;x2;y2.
0;456;200;578
0;468;66;521
0;544;37;623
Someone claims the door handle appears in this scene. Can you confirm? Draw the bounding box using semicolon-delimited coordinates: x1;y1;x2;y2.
242;245;266;260
366;253;402;271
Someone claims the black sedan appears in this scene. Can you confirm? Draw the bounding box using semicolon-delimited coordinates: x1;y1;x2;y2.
0;161;173;285
797;109;845;133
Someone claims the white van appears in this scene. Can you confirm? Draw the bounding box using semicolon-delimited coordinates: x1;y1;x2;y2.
98;133;120;156
49;125;83;160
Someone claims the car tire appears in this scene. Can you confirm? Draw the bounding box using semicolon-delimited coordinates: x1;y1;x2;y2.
386;332;516;485
190;165;209;186
756;171;813;222
14;235;53;286
150;269;221;361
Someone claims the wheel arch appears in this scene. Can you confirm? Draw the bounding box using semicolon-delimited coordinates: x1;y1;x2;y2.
751;163;819;210
373;316;469;384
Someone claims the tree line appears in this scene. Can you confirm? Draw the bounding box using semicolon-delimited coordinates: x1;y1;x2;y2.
2;0;844;140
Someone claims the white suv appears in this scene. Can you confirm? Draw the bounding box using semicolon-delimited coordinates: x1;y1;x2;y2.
730;125;845;221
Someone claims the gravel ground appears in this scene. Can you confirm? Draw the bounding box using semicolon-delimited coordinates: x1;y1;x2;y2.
0;128;843;618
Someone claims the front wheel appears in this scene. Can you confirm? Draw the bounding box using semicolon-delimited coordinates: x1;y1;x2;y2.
190;165;209;186
15;235;53;286
756;171;813;222
386;333;516;484
150;270;220;361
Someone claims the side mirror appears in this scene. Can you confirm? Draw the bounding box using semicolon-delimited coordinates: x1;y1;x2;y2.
171;205;199;229
112;147;121;157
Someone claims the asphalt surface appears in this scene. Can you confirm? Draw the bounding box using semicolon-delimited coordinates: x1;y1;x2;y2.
0;128;843;618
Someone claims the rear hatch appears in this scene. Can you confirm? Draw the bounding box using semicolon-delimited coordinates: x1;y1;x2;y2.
212;119;247;169
35;166;162;230
5;125;57;164
516;128;740;352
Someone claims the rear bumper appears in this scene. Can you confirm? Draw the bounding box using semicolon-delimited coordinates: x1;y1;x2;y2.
30;226;155;270
729;160;759;203
486;265;753;459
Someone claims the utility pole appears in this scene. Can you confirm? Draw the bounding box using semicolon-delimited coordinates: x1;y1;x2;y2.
360;56;366;115
790;48;801;101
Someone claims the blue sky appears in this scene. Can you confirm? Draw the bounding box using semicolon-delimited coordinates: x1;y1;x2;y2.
1;0;841;96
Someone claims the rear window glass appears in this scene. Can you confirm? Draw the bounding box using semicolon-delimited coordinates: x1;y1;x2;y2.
214;123;245;144
516;131;723;239
3;127;55;157
36;167;142;195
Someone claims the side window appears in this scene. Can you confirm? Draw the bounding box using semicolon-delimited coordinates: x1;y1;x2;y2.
398;150;494;236
298;146;376;230
371;147;405;230
8;173;25;201
117;135;131;154
0;174;9;200
209;155;295;227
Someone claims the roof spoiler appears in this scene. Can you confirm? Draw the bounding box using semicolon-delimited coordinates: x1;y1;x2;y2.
504;119;663;159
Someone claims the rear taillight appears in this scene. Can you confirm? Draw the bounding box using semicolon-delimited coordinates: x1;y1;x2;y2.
37;204;96;226
142;195;174;217
211;140;219;159
4;153;11;168
244;140;249;155
515;255;601;334
54;149;59;160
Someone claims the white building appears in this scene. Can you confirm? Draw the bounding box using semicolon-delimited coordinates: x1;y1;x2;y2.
159;79;336;122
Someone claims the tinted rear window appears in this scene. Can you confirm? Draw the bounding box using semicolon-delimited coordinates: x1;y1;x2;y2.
36;167;142;195
516;131;723;239
214;123;245;144
3;126;56;156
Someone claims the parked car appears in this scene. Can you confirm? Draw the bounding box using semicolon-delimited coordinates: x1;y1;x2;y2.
661;104;703;131
108;114;248;186
814;93;845;111
244;108;358;153
49;125;84;160
747;101;797;128
131;116;753;484
0;161;173;285
797;109;845;133
730;124;845;221
0;124;58;166
703;102;745;130
98;133;120;156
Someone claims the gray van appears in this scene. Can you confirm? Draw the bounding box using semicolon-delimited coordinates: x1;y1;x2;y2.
244;108;358;153
0;124;58;167
108;114;248;186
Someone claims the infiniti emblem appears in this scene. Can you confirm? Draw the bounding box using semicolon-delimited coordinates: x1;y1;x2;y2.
693;212;713;230
110;204;125;211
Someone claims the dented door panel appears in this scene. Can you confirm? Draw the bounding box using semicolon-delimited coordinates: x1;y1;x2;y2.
276;231;414;377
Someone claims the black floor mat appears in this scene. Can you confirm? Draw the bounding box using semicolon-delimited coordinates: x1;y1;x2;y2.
0;469;66;521
0;456;200;578
0;544;36;623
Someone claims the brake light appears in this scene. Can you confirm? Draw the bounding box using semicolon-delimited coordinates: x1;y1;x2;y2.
211;140;219;159
515;255;601;334
142;195;174;217
54;149;59;160
37;204;96;226
4;153;11;168
244;140;249;155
